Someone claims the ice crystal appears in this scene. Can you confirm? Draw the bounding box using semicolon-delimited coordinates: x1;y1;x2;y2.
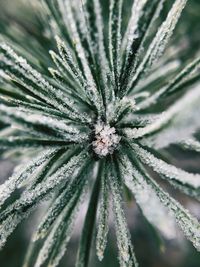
92;122;121;157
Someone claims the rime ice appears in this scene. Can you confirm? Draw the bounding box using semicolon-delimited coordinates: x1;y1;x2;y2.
92;122;121;157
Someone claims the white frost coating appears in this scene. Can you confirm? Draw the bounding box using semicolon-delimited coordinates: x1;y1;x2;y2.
126;83;200;140
134;91;150;99
0;207;34;249
0;104;89;143
120;155;176;239
0;149;57;208
34;192;83;267
145;172;200;252
93;0;110;69
108;0;123;82
18;151;88;210
53;37;94;106
108;97;136;123
147;0;187;66
0;188;52;250
181;138;200;153
0;104;80;135
138;84;200;148
0;127;16;137
121;113;163;128
48;67;62;81
39;0;61;38
124;0;166;76
131;143;200;188
0;44;63;102
127;0;187;91
124;111;167;139
134;60;180;94
92;122;121;157
138;56;200;110
122;0;147;56
92;0;112;103
0;43;90;123
117;97;136;113
33;170;87;241
49;48;82;90
55;36;89;95
34;176;88;267
49;188;87;267
0;152;88;249
96;165;109;261
58;0;103;113
0;70;10;80
0;153;88;250
109;169;138;267
142;109;200;149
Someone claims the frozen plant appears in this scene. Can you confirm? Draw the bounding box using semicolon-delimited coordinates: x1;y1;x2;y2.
0;0;200;266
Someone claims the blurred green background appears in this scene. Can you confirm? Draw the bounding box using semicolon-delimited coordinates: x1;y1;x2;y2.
0;1;200;266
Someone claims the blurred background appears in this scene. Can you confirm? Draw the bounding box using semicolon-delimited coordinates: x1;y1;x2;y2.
0;0;200;267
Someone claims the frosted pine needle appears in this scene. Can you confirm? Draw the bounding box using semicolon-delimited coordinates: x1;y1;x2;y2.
0;0;200;267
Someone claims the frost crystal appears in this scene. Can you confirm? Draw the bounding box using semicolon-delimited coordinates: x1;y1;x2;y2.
92;122;121;157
